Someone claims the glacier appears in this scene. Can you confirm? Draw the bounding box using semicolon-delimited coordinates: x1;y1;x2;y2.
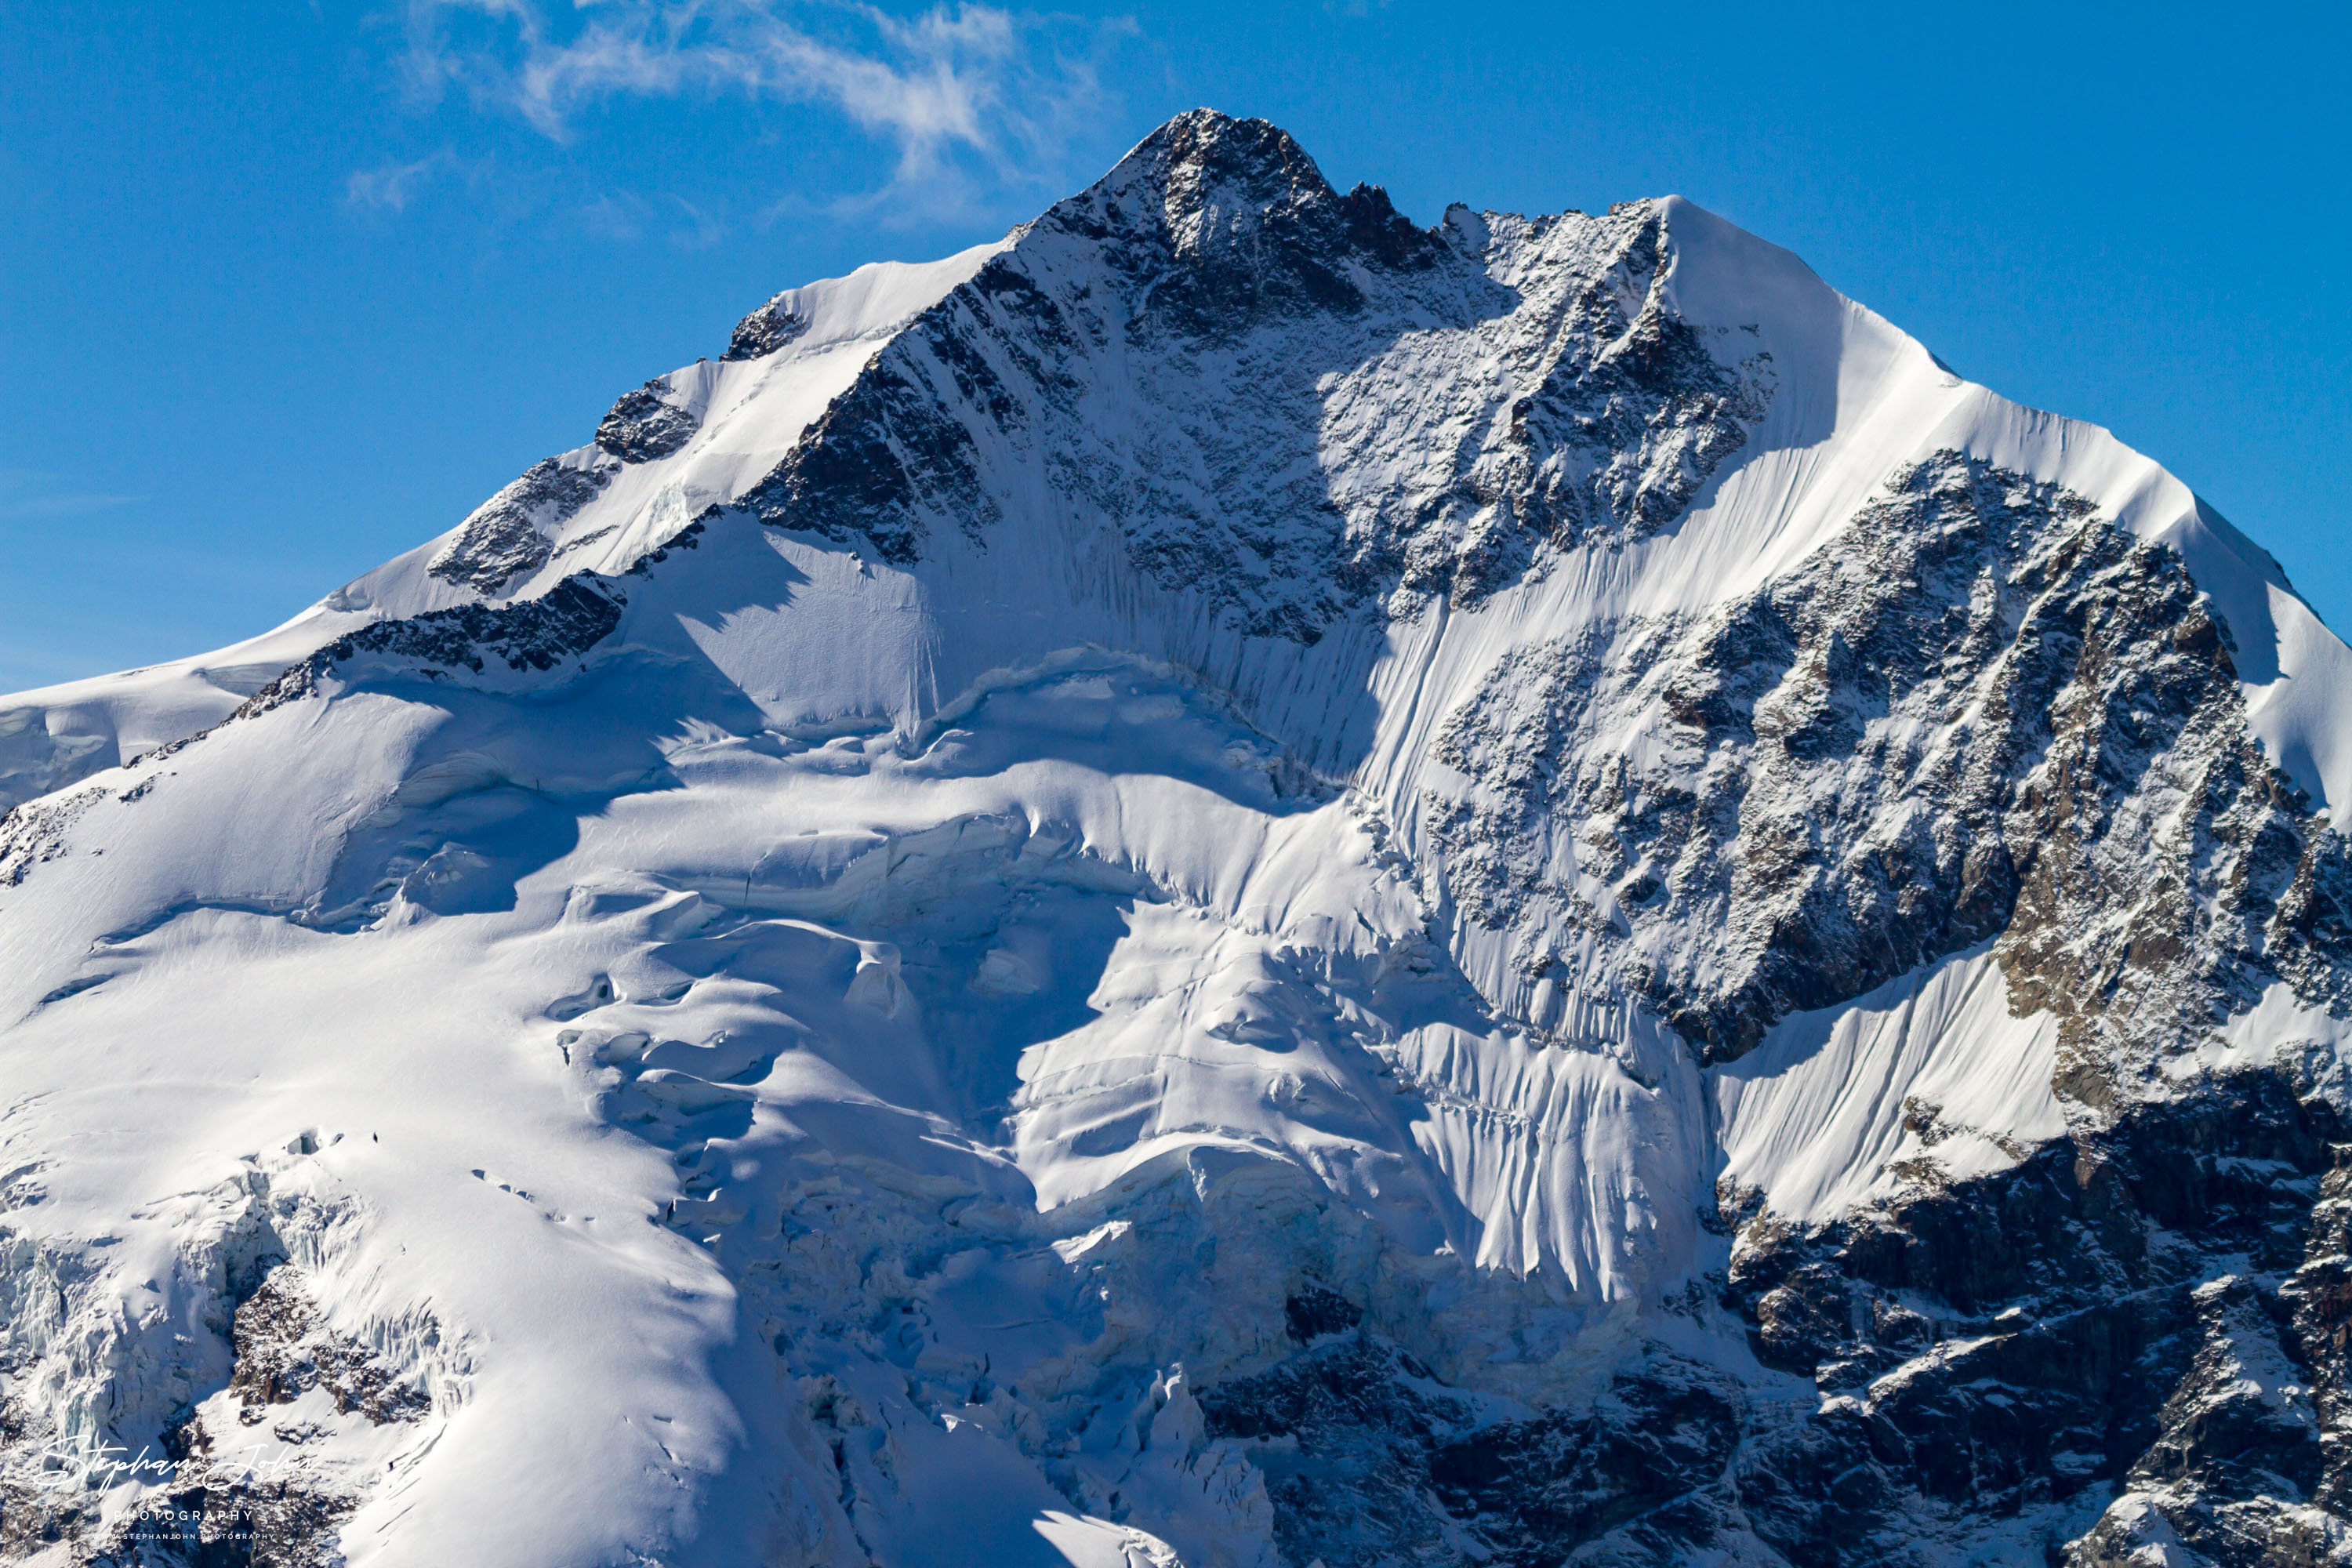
4;110;2352;1566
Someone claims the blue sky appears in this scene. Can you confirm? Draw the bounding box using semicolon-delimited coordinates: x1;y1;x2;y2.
3;0;2346;692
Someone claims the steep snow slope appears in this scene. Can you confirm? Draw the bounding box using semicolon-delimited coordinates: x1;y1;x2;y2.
0;242;1006;818
5;111;2350;1567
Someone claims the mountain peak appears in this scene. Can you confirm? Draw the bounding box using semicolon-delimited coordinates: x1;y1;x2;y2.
1017;107;1443;343
6;111;2352;1568
1137;107;1333;213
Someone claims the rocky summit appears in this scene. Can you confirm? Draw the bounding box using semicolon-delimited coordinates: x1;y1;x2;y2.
5;110;2351;1567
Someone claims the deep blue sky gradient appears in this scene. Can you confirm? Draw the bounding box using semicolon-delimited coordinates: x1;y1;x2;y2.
4;0;2346;691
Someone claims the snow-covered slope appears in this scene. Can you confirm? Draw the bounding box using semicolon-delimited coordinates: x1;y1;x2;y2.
0;242;1008;819
5;111;2350;1567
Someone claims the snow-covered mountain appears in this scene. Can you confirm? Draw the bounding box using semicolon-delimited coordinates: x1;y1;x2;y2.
5;110;2351;1566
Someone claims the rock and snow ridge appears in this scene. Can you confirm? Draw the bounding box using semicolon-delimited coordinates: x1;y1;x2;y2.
3;108;2351;1566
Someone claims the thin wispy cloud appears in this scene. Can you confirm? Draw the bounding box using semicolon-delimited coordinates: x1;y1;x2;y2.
579;190;650;241
0;470;147;522
666;194;727;250
346;151;451;213
575;189;731;248
396;1;1133;219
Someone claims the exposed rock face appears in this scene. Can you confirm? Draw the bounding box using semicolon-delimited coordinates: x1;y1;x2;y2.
729;111;1775;637
1178;1075;2352;1565
0;782;103;887
722;293;809;361
595;375;700;464
426;453;617;596
100;1273;434;1568
0;1156;448;1568
1721;1074;2342;1563
1422;449;2344;1064
426;372;700;597
1198;1324;1743;1568
213;1273;433;1428
303;572;630;682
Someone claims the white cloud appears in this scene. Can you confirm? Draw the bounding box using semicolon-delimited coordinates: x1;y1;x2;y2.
578;190;650;241
0;470;147;522
665;194;727;250
397;1;1133;213
346;151;451;212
